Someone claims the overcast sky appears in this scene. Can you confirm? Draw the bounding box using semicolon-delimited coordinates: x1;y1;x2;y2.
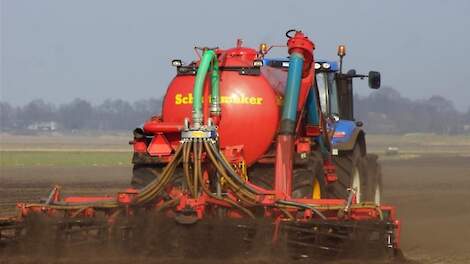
1;0;469;111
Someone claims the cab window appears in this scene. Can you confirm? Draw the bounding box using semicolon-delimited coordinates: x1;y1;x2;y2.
327;72;340;115
316;72;328;113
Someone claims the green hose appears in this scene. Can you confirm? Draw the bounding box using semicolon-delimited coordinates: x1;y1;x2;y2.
210;61;221;116
192;49;220;127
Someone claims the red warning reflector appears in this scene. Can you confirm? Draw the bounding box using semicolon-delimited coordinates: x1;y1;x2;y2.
147;134;172;156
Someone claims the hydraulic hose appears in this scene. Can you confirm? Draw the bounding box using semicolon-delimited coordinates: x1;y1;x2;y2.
31;144;185;212
183;141;194;197
27;201;119;210
204;151;257;203
157;199;180;212
278;207;295;221
205;141;260;195
193;141;200;197
195;144;255;219
32;139;336;222
33;140;331;222
202;142;328;220
134;144;184;204
275;200;327;220
203;141;258;205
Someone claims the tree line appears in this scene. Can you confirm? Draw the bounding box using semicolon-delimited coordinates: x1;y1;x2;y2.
355;87;470;134
1;88;469;134
0;98;162;132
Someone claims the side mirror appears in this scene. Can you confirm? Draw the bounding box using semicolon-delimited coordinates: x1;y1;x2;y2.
368;71;381;89
133;128;145;139
347;69;356;76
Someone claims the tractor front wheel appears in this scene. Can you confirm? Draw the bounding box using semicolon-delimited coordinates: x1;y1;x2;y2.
365;154;383;205
330;146;368;202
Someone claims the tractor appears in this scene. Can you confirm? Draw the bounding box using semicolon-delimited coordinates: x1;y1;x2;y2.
1;30;399;259
131;36;383;207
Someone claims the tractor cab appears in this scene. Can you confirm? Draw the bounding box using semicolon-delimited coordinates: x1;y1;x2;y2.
263;58;340;115
312;60;341;118
263;46;381;151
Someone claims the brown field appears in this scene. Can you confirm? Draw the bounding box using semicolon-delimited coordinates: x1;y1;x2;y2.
1;134;470;263
0;133;131;152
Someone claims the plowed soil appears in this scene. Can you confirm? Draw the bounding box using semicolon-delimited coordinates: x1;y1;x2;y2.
1;154;470;263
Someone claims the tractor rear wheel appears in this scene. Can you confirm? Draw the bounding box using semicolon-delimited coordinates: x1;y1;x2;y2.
131;164;163;189
247;164;273;191
131;164;184;189
330;146;368;202
292;157;326;199
248;155;326;199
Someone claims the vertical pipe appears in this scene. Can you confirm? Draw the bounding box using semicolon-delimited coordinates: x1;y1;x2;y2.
210;60;221;117
306;88;320;126
279;53;305;134
192;50;216;128
203;78;210;122
274;52;305;198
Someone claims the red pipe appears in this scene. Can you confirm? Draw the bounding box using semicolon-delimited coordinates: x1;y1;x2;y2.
274;31;315;199
143;122;184;134
274;135;294;199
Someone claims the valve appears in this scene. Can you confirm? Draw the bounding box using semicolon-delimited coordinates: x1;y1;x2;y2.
286;30;315;77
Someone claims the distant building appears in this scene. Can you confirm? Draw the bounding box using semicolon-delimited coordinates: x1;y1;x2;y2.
27;121;58;131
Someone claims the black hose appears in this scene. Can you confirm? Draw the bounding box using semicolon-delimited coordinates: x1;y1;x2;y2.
206;141;261;195
135;144;184;204
276;200;327;220
195;144;255;219
183;141;194;197
203;141;258;205
193;141;199;197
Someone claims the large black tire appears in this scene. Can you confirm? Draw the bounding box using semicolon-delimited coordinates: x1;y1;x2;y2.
330;146;368;202
248;155;326;199
365;154;383;205
292;158;326;199
131;164;163;189
247;164;274;191
131;164;184;189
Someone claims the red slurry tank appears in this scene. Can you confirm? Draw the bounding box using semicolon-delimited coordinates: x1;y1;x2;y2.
154;43;288;165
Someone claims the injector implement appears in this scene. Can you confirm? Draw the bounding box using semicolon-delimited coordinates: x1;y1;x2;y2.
1;30;400;259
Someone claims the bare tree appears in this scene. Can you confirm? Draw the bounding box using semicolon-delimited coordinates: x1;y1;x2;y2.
0;101;18;130
17;99;56;127
59;98;93;130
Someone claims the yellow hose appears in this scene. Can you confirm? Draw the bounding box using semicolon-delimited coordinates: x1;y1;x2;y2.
183;141;194;197
196;142;255;219
203;141;258;205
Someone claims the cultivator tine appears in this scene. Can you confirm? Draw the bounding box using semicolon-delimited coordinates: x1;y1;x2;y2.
280;219;394;257
0;218;23;248
55;218;109;245
45;185;61;205
343;187;357;214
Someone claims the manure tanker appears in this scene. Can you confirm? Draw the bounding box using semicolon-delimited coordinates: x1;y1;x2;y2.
1;30;400;259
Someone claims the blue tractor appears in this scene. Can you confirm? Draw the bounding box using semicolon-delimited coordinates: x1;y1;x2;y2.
264;45;383;205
